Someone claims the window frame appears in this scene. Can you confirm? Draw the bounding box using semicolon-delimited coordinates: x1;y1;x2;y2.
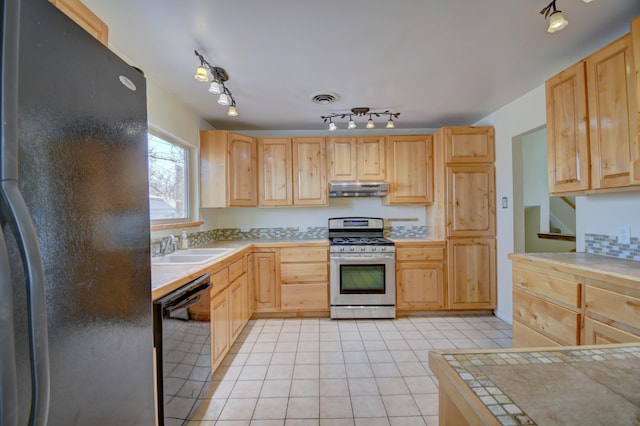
147;126;196;227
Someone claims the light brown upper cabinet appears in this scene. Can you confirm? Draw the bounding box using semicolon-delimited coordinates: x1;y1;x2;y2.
546;33;638;194
631;16;640;184
49;0;108;45
546;61;590;194
384;135;433;205
443;127;495;164
257;137;327;207
292;138;328;206
200;131;257;207
258;138;293;207
587;34;637;190
327;136;386;181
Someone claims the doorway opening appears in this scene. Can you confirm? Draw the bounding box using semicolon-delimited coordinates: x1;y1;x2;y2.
512;126;576;253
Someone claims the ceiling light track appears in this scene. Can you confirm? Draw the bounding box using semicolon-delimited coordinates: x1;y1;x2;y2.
321;107;400;131
194;50;238;117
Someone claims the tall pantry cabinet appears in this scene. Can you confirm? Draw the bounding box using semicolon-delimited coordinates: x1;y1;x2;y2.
436;127;496;310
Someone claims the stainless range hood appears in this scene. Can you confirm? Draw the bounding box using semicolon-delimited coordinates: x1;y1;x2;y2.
328;182;389;197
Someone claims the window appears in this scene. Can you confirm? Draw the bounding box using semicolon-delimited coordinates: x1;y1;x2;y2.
148;132;190;222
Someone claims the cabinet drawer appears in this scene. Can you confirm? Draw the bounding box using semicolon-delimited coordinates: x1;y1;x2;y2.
280;262;328;283
281;283;328;311
228;257;246;282
280;247;327;262
396;246;445;262
513;290;580;345
584;317;640;345
586;286;640;331
512;266;581;308
210;268;229;298
512;320;562;348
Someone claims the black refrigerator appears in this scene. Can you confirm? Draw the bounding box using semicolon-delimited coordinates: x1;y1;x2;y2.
1;0;155;424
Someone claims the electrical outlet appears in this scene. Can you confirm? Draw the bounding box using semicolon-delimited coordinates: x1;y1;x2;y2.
618;225;631;245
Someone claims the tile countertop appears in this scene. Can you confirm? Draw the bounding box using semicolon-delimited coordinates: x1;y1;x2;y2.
151;239;328;301
429;343;640;426
508;252;640;285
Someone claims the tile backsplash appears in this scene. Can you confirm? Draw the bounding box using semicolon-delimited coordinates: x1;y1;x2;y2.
151;225;428;250
585;233;640;261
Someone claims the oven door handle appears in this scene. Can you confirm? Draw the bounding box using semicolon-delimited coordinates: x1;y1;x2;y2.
330;256;394;262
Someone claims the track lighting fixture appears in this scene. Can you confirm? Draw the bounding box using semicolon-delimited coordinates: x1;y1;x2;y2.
386;114;395;129
321;107;400;131
540;0;568;33
194;50;239;117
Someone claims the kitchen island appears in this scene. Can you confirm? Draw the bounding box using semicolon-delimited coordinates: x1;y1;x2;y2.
429;343;640;425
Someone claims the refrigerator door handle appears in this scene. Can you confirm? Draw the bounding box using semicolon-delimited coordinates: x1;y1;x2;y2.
0;183;50;426
0;229;19;426
3;0;49;424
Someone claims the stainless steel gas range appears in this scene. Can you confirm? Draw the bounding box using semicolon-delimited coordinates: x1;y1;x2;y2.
328;217;396;319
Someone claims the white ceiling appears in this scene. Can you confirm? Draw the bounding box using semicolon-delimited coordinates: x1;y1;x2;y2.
82;0;640;131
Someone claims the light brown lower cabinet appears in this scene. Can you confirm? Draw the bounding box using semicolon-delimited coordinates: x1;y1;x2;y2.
447;238;496;309
210;269;230;372
396;243;446;310
251;249;279;313
583;318;640;345
279;246;328;312
510;254;640;348
209;254;250;373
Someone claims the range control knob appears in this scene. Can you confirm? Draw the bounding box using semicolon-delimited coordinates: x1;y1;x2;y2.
360;247;366;252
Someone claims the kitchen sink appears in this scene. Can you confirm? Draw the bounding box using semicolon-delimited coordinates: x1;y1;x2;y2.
151;248;234;265
172;248;234;256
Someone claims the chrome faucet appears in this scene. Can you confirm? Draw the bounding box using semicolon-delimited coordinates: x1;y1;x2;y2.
160;234;178;255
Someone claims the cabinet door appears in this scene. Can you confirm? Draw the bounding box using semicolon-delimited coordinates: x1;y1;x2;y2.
443;127;495;164
293;138;327;205
258;138;293;206
252;251;279;312
228;133;257;206
583;318;640;345
327;137;357;181
229;275;246;343
210;288;229;371
447;165;495;237
385;135;433;204
587;34;637;190
49;0;108;45
357;137;386;180
397;262;445;310
631;16;640;184
545;61;590;194
448;238;495;309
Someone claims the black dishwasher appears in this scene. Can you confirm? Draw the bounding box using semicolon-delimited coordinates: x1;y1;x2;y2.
153;273;211;426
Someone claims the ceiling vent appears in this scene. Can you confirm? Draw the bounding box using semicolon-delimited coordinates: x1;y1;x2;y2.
311;92;339;105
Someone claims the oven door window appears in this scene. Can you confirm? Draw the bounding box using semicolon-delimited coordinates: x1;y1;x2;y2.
340;264;385;294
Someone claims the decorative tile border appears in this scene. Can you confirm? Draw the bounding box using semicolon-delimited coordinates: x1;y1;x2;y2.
385;225;428;238
443;346;640;426
585;233;640;261
152;225;428;247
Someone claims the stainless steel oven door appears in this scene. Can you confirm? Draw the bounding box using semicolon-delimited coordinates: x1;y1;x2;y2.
330;253;395;318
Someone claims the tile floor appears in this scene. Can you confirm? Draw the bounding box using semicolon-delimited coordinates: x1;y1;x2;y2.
187;315;512;425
